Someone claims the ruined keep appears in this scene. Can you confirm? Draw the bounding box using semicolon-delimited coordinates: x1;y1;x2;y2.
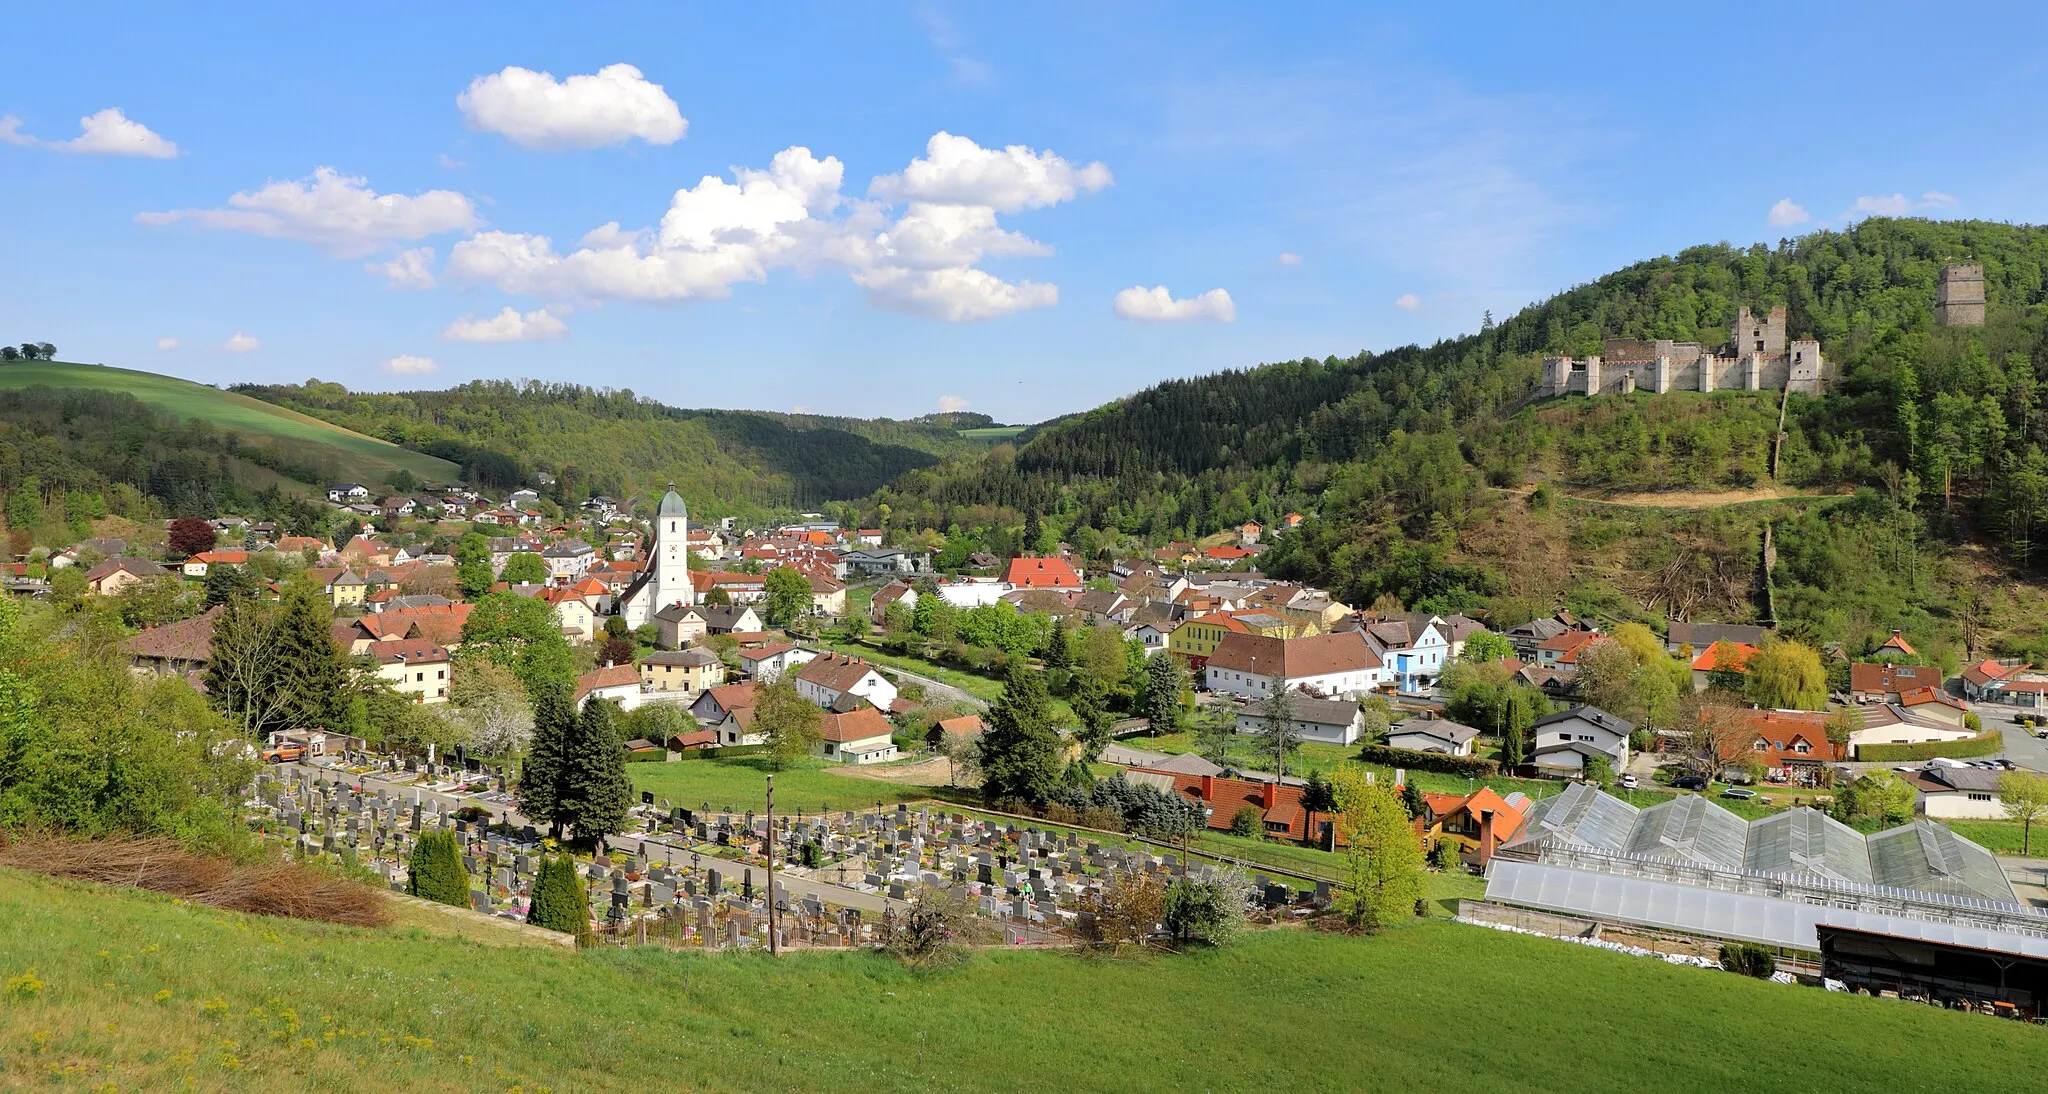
1936;264;1986;327
1539;306;1826;398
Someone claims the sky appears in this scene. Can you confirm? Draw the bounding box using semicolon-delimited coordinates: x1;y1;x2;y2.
5;2;2048;424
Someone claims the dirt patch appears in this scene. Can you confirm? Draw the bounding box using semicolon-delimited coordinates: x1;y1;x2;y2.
837;756;970;789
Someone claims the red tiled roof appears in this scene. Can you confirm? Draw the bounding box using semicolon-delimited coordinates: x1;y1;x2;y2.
1005;555;1081;589
936;714;985;737
1961;659;2026;687
1535;629;1599;653
1691;641;1757;672
1849;662;1940;695
126;606;222;663
820;705;894;743
1142;770;1332;843
1205;631;1379;677
1731;709;1845;765
574;664;641;702
373;638;450;665
1900;686;1967;712
798;653;881;693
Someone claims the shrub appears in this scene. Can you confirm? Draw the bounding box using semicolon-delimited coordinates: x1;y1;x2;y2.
406;830;470;908
1432;839;1463;871
1719;942;1777;979
1963;712;1982;732
1162;867;1249;947
885;885;994;967
0;832;388;926
1355;744;1501;778
527;855;588;937
1229;806;1261;838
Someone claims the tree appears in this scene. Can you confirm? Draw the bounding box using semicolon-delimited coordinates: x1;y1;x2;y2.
273;584;346;730
204;597;296;737
1162;867;1247;947
561;698;633;849
500;551;548;585
1229;805;1261;837
519;682;575;838
703;586;732;607
937;722;982;786
201;562;263;607
1834;771;1917;826
1702;640;1752;694
1575;638;1646;724
527;854;589;936
1400;779;1425;818
598;633;636;669
756;673;824;770
460;590;576;697
1329;770;1426;933
1746;640;1828;711
1194;706;1234;766
166;517;217;560
976;662;1063;805
763;565;813;627
405;829;470;908
1824;707;1861;752
1257;686;1300;777
1999;771;2048;855
1302;769;1337;816
1139;653;1187;736
1461;631;1513;663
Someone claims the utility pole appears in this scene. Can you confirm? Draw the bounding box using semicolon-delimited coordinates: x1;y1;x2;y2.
766;773;779;956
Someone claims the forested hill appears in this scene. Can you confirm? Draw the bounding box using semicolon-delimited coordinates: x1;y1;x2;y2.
870;218;2048;666
233;379;994;518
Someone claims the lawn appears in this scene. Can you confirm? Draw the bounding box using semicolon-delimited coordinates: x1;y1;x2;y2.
628;756;937;815
4;867;2042;1092
0;360;458;485
1946;820;2048;858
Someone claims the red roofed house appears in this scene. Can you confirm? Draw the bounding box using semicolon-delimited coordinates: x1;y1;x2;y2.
1960;659;2048;708
574;664;641;709
1202;631;1382;700
1005;555;1081;590
1848;662;1943;704
372;639;452;704
736;642;816;683
1723;709;1845;782
1420;787;1528;866
1142;769;1336;845
1690;641;1758;691
1203;545;1252;563
795;652;898;711
928;713;984;748
126;605;223;678
817;706;899;764
1898;686;1970;730
1534;628;1600;669
181;550;249;578
1874;629;1918;660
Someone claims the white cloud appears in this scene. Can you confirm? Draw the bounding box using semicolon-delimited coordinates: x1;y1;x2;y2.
1277;252;1302;266
458;63;685;150
1;108;178;157
1766;198;1810;228
870;131;1111;212
155;337;179;351
937;395;971;413
139;167;478;257
380;354;438;375
437;153;466;170
857;266;1057;322
1922;189;1957;208
1113;285;1236;323
1394;293;1422;311
441;306;569;343
369;247;437;289
1851;193;1915;217
222;332;260;354
0;115;31;145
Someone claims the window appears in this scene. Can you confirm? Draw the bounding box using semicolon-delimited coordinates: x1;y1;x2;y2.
415;672;425;682
1968;792;1994;802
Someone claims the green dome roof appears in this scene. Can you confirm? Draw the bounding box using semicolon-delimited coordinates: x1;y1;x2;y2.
656;484;687;518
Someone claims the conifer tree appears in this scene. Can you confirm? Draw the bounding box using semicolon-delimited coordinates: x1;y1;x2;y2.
527;854;589;936
406;829;470;908
519;681;575;839
564;698;634;850
274;583;345;729
977;663;1064;805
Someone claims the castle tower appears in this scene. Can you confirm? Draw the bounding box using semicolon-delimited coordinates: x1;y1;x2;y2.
1731;306;1787;358
1936;264;1986;326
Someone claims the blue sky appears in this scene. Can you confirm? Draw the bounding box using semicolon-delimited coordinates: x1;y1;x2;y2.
4;2;2046;424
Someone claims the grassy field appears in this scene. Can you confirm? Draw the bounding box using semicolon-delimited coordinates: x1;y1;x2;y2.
956;425;1027;443
4;867;2042;1092
0;361;458;486
628;756;939;815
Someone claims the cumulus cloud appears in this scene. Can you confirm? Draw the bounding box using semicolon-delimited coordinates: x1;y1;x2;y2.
937;395;971;413
871;132;1111;212
1394;293;1422;310
155;337;179;351
1922;190;1957;208
1277;252;1302;266
445;132;1100;322
1113;285;1236;323
222;332;260;354
1767;198;1810;228
441;306;569;343
2;108;178;157
139;167;479;257
458;63;685;150
380;354;438;375
369;247;438;289
1845;190;1958;220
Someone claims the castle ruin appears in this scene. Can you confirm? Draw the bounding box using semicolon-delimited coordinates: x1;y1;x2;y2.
1539;306;1827;398
1936;264;1986;327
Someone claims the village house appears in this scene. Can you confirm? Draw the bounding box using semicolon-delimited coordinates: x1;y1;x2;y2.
737;643;816;682
1728;709;1845;783
855;528;883;547
1167;612;1249;668
1848;702;1980;754
817;706;899;764
1848;662;1945;704
1528;705;1634;778
1234;694;1365;746
1904;762;2011;820
326;483;370;503
305;566;368;609
692;683;762;745
180;549;249;578
795;653;899;712
654;604;709;649
1535;628;1601;670
1237;520;1263;546
805;572;847;616
1004;555;1082;591
372;639;451;704
1690;641;1757;691
1388;716;1483;757
541;540;597;582
840;548;925;577
928;713;984;749
700;604;764;635
870;580;918;625
1665;621;1770;657
573;664;641;709
1203;631;1382;700
1138;770;1334;845
126;606;221;678
639;648;726;693
84;557;167;596
1421;787;1529;865
691;570;768;604
1361;613;1459;693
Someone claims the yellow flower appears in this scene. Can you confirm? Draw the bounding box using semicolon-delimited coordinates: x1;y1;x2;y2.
154;989;173;1003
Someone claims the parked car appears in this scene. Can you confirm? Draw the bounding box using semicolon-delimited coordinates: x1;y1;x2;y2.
1672;775;1709;791
1618;773;1639;790
1720;787;1758;801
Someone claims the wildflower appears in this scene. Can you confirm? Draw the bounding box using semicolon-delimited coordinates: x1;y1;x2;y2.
154;990;173;1003
4;969;45;1000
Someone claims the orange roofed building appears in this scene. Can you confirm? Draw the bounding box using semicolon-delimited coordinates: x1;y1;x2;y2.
1005;555;1081;590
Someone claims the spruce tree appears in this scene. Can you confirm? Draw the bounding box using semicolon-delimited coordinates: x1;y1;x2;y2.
564;698;634;850
1140;654;1187;736
519;681;574;839
406;829;470;908
527;854;589;936
274;583;345;729
976;662;1064;805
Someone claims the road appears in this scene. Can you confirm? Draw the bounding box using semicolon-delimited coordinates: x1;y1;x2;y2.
1949;703;2048;772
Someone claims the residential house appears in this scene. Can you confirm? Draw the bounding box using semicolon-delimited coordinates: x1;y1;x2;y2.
126;606;221;677
1203;631;1382;700
1536;629;1602;670
1421;787;1529;865
1004;555;1081;590
737;643;816;682
1237;520;1263;545
805;572;847;616
855;529;883;548
1904;763;2011;820
1168;612;1250;668
928;713;984;749
1960;659;2046;706
654;603;710;649
870;580;918;625
1872;629;1919;662
326;483;370;503
1665;621;1770;657
1202;545;1253;565
542;540;597;581
372;639;451;704
692;683;762;746
1730;709;1846;782
640;648;726;693
84;557;167;596
1388;717;1482;757
1528;705;1634;777
508;488;541;507
1234;695;1365;746
379;496;417;519
701;604;764;635
305;567;368;609
1848;662;1944;704
1362;614;1457;693
817;706;899;764
841;548;925;577
1848;702;1980;754
272;535;329;557
1504;616;1576;660
935;577;1012;608
795;653;898;711
1898;687;1971;730
691;571;768;604
1690;641;1757;691
1140;770;1334;844
573;664;641;709
180;549;249;578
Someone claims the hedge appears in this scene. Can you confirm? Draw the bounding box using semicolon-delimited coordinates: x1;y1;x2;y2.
1854;730;2002;763
1356;744;1500;778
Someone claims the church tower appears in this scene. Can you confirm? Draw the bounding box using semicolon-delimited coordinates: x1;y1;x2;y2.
619;483;693;628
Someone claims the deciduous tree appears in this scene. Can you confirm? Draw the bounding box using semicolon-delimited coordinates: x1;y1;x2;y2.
2000;770;2048;855
1746;639;1828;711
763;565;813;627
1330;769;1426;933
756;674;824;770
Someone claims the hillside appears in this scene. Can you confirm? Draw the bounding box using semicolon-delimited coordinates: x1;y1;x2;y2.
0;362;458;486
868;218;2048;665
232;379;995;520
3;867;2039;1093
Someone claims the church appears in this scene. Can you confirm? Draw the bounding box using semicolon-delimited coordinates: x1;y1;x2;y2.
617;485;695;629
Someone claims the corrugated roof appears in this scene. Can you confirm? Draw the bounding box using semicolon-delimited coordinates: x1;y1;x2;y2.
1866;821;2016;903
1744;807;1874;885
1506;782;1639;854
1623;795;1748;869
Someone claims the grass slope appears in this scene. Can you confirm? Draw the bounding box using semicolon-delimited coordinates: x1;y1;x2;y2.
2;867;2039;1093
0;361;457;486
629;756;936;815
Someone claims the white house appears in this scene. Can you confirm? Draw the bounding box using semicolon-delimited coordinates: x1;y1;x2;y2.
1848;703;1980;754
573;664;641;710
1387;717;1482;757
737;643;817;683
795;653;898;712
1203;631;1382;700
541;540;597;581
1528;706;1634;777
1907;762;2010;820
817;706;899;764
372;640;451;704
1234;695;1365;746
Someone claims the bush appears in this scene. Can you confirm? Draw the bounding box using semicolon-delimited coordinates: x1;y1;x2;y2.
1963;712;1982;732
1432;839;1462;871
1355;744;1501;778
1854;730;2001;763
1229;806;1261;838
406;829;470;908
1162;867;1249;947
1719;942;1777;979
527;854;589;936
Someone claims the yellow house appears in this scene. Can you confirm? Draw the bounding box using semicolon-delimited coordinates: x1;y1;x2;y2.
309;566;368;609
640;648;727;692
1167;612;1250;665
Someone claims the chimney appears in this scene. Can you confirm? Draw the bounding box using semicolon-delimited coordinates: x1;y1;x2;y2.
1262;780;1280;810
1478;809;1497;868
1199;774;1216;802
